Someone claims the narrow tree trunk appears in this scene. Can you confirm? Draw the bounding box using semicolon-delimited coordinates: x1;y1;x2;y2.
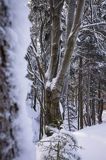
78;57;83;129
91;98;96;125
86;68;91;126
67;93;71;131
97;80;103;123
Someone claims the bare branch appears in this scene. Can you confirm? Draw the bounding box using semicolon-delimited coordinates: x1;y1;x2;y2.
54;0;64;10
31;38;45;79
34;72;44;86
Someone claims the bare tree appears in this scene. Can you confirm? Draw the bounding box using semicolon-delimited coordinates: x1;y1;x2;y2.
45;0;85;134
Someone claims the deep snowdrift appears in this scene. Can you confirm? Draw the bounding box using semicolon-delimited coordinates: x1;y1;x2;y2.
74;111;106;160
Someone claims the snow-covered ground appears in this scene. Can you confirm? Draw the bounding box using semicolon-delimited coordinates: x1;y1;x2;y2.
74;111;106;160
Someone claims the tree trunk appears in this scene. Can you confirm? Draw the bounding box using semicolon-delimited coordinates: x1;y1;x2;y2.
86;68;91;126
45;0;85;134
97;80;103;123
47;0;64;81
0;1;18;159
91;98;96;125
78;57;83;129
45;88;62;134
66;0;76;38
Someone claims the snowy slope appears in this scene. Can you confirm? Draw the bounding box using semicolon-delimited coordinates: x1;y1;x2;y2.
74;111;106;160
5;0;35;160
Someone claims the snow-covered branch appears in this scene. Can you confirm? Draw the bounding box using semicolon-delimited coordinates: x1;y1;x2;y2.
80;22;106;30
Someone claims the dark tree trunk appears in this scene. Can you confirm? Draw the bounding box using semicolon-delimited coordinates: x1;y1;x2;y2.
45;73;66;136
39;88;44;139
78;57;83;129
85;69;91;126
91;99;96;125
97;81;103;123
45;89;62;131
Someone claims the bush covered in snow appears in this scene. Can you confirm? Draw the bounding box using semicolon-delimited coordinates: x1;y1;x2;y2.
36;129;80;160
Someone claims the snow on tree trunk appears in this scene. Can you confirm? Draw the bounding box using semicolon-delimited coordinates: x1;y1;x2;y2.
45;0;85;134
1;0;35;160
0;0;18;159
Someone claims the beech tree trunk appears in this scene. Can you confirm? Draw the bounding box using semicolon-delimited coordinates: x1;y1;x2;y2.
45;0;85;134
45;89;62;128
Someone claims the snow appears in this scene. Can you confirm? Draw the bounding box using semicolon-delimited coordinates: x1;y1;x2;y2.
4;0;106;159
74;111;106;160
51;77;57;90
27;99;40;142
36;129;80;160
45;80;51;89
6;0;35;160
45;77;57;91
59;102;64;115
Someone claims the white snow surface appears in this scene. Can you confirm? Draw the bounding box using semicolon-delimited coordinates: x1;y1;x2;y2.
6;0;35;160
74;111;106;160
36;129;80;160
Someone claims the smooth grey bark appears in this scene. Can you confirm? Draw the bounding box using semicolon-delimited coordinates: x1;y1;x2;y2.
66;0;76;38
47;0;64;81
55;0;85;89
45;0;64;134
45;0;85;133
